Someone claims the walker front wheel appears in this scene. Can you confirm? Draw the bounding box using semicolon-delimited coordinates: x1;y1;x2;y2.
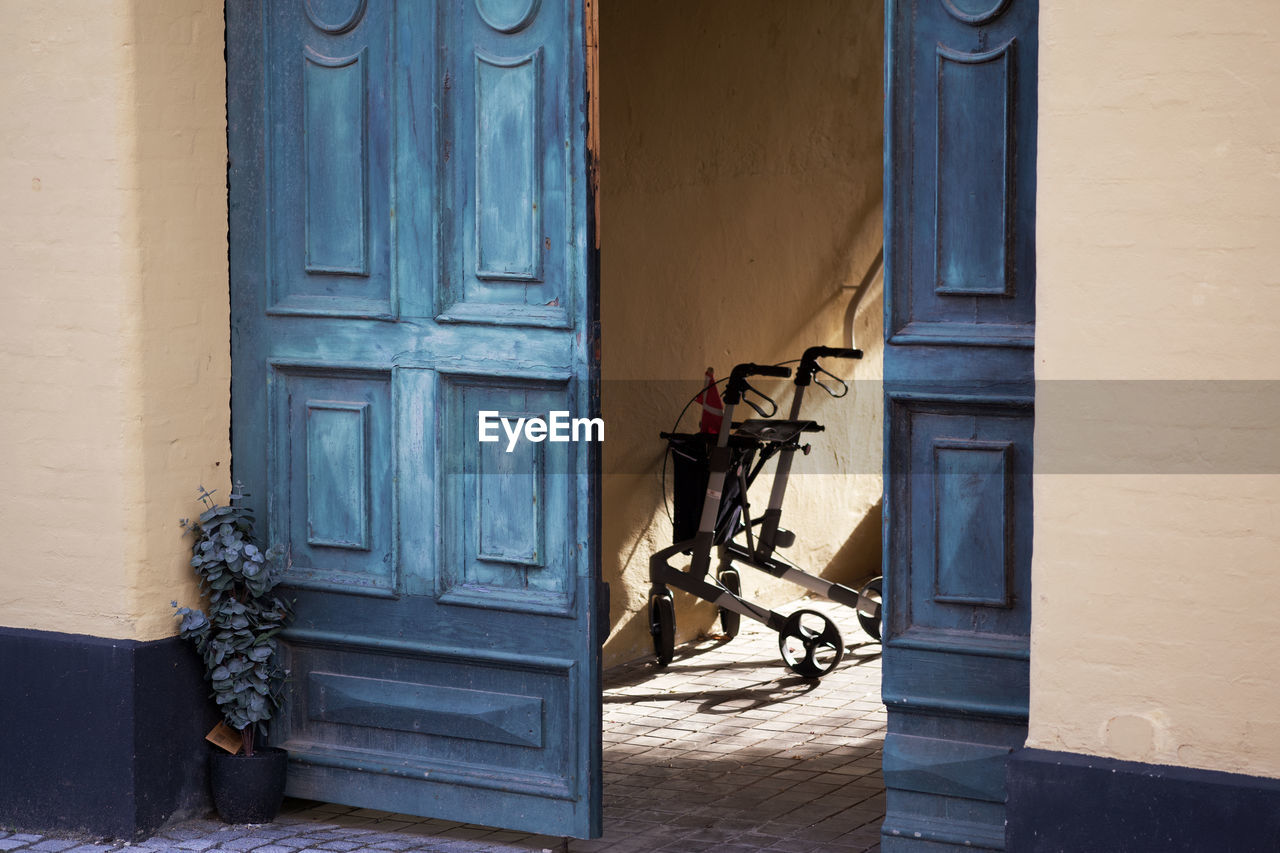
650;591;675;666
718;568;742;639
778;609;844;680
857;576;883;642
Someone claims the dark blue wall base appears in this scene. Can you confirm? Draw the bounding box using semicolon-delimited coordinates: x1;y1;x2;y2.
0;626;217;840
1007;747;1280;853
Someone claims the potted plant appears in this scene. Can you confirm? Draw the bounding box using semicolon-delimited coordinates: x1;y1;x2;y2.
174;484;294;824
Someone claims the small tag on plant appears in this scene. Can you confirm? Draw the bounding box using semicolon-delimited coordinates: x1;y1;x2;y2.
206;721;243;754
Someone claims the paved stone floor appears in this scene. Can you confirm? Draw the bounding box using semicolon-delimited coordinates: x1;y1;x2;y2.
0;599;884;853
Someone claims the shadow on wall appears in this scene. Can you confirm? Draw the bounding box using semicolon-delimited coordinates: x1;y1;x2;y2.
599;0;886;668
826;496;883;589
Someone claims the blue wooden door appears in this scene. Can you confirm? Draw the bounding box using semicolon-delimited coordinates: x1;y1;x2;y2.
883;0;1037;848
227;0;601;838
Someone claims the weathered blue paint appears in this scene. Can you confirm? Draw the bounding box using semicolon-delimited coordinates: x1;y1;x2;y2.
228;0;600;838
308;673;545;749
438;0;577;327
884;734;1013;803
883;0;1037;848
303;49;368;275
933;441;1011;605
277;367;394;595
475;50;542;280
439;372;573;614
934;44;1012;296
304;400;371;550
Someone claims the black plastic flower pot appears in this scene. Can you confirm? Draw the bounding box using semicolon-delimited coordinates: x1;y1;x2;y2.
209;746;288;824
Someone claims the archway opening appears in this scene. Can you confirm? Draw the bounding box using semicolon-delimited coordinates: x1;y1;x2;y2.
596;1;888;848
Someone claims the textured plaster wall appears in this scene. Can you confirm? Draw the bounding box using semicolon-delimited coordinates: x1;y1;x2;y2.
0;0;229;641
1032;1;1280;777
599;1;885;666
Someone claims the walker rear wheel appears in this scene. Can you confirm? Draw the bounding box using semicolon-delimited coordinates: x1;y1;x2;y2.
857;576;883;641
778;609;844;680
718;568;742;639
650;591;675;666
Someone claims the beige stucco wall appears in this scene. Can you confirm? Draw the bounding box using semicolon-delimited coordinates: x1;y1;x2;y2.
1032;1;1280;777
599;1;885;666
0;0;229;641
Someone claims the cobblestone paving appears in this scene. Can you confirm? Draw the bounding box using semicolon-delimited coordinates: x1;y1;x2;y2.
1;598;883;853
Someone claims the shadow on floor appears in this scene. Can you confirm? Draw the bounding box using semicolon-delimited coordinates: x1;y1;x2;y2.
592;597;885;852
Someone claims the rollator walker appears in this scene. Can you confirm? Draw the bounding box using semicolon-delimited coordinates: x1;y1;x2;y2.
649;346;883;680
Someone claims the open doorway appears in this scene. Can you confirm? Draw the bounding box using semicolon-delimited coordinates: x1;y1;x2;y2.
596;1;887;848
598;0;885;687
598;0;885;664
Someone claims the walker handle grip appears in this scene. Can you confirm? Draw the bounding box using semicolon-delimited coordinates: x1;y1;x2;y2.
797;346;862;387
732;363;792;381
804;346;862;361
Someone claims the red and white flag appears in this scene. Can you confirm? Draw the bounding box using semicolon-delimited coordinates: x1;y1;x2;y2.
697;367;723;434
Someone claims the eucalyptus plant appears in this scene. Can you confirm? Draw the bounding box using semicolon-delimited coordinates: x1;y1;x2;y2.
174;484;293;757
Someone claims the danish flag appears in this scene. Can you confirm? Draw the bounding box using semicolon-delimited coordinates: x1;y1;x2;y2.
697;367;723;434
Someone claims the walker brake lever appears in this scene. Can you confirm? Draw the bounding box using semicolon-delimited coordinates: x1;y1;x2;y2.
741;382;778;418
813;365;849;398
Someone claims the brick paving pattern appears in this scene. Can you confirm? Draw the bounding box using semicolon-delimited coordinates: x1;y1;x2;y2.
1;598;884;852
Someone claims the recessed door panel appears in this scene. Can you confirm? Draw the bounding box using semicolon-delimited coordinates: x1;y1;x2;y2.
437;1;574;327
281;640;578;798
269;365;394;595
893;401;1033;646
889;2;1036;349
438;372;575;615
265;3;393;318
935;44;1013;297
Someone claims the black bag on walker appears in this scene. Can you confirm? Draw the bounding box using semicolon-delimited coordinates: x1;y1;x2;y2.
665;433;753;547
